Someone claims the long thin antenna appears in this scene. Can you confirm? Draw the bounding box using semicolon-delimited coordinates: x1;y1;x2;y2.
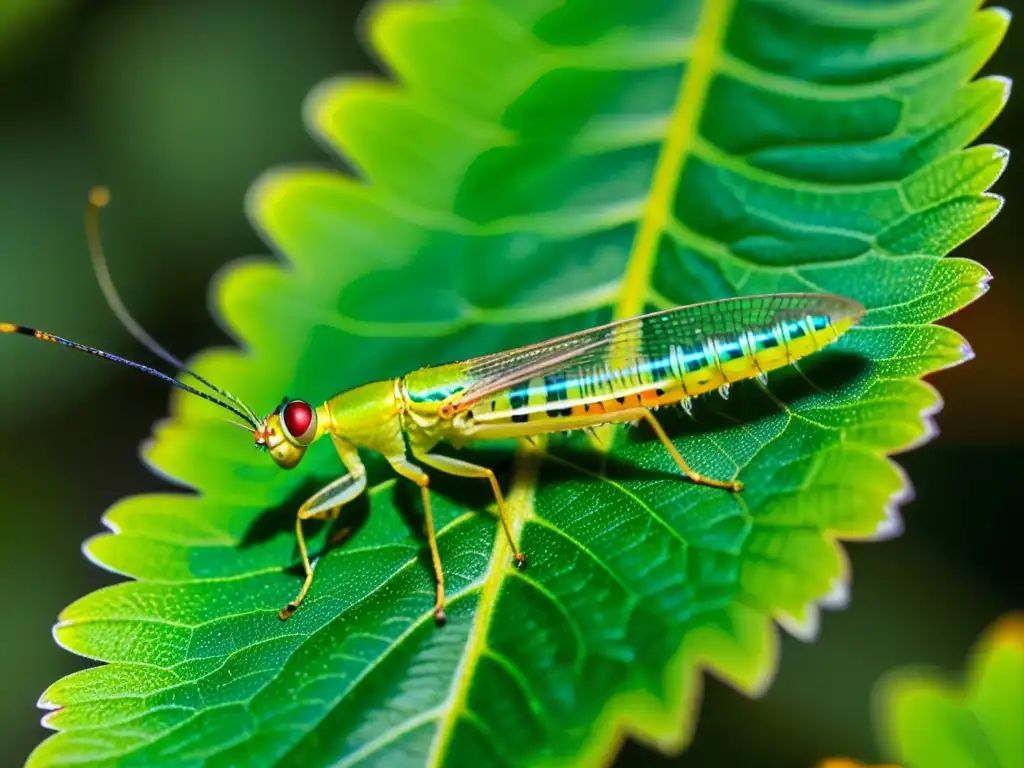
0;323;256;428
85;187;261;426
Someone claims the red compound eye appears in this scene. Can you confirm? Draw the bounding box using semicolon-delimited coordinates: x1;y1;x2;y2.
282;400;316;444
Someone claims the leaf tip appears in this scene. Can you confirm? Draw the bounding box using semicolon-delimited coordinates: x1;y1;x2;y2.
959;339;976;363
137;428;197;493
206;253;273;354
305;73;399;146
983;4;1013;30
99;513;121;535
916;386;944;446
301;74;349;139
39;710;62;733
80;532;128;579
819;576;851;611
871;459;912;540
977;263;995;294
776;607;821;643
36;688;61;713
244;165;356;271
359;0;418;77
36;687;65;732
950;337;976;367
978;191;1006;221
246;167;303;243
976;143;1011;191
50;618;76;654
984;73;1014;109
872;510;905;541
874;503;906;540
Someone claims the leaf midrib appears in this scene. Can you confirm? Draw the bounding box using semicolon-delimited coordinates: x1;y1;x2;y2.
615;0;734;321
427;0;736;763
427;447;541;765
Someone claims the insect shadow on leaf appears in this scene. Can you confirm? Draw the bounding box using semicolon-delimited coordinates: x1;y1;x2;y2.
542;348;869;486
392;442;517;530
240;475;372;564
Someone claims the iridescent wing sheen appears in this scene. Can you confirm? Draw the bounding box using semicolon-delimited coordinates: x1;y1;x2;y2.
450;293;863;413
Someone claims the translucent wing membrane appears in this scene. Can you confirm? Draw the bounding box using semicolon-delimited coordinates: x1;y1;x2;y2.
452;293;864;413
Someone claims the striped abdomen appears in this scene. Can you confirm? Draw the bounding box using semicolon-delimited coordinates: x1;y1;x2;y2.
463;310;858;429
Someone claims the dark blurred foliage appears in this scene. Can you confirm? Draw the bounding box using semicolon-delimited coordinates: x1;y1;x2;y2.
0;2;1019;766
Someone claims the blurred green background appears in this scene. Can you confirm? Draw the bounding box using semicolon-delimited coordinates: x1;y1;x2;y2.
0;1;1019;765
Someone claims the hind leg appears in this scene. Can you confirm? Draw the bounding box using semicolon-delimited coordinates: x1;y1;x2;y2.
617;407;743;492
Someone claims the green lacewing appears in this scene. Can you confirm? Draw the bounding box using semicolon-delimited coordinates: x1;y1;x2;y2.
1;189;865;623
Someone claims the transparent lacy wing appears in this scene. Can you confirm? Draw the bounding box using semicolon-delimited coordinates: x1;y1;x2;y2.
450;293;864;412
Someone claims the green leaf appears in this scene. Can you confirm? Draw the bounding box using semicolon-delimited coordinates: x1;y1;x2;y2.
817;612;1024;768
878;613;1024;768
31;1;1009;766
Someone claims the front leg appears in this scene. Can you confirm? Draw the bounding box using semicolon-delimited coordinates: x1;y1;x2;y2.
279;438;366;620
